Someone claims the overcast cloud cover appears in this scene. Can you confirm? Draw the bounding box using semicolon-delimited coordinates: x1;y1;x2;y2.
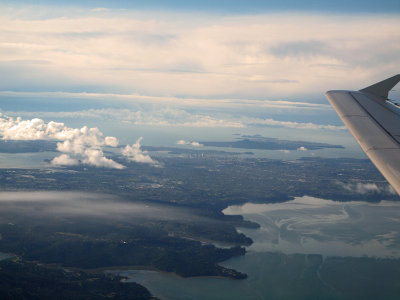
0;5;399;101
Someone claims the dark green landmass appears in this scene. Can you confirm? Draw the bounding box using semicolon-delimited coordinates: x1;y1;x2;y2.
0;152;397;296
0;258;154;300
0;217;247;279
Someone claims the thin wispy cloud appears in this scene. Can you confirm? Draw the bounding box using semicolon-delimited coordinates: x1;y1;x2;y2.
2;108;345;130
0;191;208;222
0;91;332;110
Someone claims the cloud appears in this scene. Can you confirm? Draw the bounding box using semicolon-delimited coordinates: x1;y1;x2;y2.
297;146;308;151
177;140;203;147
122;137;160;166
0;112;126;169
0;191;211;223
269;40;329;58
242;117;345;130
279;150;291;154
105;136;119;147
0;9;399;99
51;154;79;166
3;108;345;130
83;148;125;169
337;181;396;195
0;91;332;110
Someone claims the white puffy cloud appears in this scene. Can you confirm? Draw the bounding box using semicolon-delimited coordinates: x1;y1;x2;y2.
51;154;79;166
122;137;160;166
0;112;125;169
105;136;119;147
177;140;203;147
83;148;125;169
297;146;308;151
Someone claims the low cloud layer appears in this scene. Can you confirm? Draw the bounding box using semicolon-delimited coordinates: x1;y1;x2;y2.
0;112;156;169
3;108;345;130
0;191;203;222
336;181;396;195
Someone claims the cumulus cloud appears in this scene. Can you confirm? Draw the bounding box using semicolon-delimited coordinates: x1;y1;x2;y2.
337;181;396;195
122;137;160;166
83;148;125;169
177;140;203;147
105;136;119;147
297;146;308;151
51;154;79;166
0;112;134;169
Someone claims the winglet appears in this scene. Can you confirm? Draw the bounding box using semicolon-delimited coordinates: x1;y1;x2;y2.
359;74;400;99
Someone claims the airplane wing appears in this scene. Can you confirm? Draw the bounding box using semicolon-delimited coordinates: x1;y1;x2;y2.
325;74;400;195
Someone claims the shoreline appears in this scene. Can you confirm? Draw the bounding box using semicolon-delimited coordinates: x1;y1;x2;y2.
70;264;241;281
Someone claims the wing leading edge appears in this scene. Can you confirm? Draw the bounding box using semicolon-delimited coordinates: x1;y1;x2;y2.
326;74;400;195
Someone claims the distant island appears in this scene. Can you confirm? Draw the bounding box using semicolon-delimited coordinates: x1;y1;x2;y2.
200;135;344;151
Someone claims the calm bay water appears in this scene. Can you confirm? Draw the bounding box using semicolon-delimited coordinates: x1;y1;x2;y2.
117;196;400;300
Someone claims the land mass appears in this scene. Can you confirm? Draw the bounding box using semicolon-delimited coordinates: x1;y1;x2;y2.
200;137;343;151
0;258;154;300
0;145;397;297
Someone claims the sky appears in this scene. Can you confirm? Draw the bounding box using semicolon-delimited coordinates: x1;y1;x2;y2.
0;0;399;168
3;0;400;14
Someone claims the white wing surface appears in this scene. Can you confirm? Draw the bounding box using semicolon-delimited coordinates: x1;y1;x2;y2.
326;74;400;195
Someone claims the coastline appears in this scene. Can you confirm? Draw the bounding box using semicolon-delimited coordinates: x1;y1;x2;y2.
99;205;259;282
